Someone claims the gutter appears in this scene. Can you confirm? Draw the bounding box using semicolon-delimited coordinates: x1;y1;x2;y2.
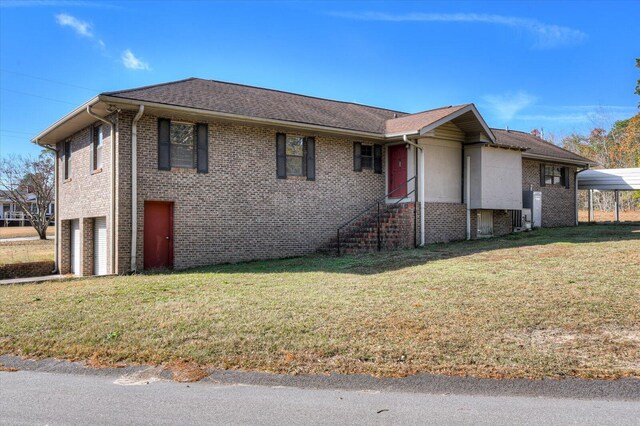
86;105;118;274
33;140;59;274
130;105;144;273
32;97;100;144
522;152;593;167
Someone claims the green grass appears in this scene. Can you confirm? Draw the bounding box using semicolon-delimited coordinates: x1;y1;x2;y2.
1;225;638;379
0;239;54;265
0;226;55;239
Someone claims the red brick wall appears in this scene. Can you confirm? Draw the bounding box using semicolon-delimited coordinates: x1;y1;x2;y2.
56;119;114;275
117;111;387;271
424;202;467;243
522;159;577;227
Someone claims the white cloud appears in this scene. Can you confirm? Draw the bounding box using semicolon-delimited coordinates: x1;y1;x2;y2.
330;12;586;48
55;13;92;37
483;91;537;121
121;49;150;70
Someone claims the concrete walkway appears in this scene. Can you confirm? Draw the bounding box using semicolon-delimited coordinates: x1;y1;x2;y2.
0;236;40;242
0;274;66;285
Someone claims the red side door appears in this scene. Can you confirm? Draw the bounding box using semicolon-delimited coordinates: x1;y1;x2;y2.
144;201;173;270
388;145;408;197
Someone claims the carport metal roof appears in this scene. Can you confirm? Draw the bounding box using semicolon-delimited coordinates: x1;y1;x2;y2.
577;168;640;191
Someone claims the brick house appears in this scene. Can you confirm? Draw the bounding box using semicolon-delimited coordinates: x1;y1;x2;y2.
32;78;594;276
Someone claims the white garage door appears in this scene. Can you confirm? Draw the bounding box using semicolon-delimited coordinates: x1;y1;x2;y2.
93;217;107;275
70;219;80;275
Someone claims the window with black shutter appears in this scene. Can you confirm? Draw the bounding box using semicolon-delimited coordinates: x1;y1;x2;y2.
158;118;208;172
354;142;376;171
276;133;315;180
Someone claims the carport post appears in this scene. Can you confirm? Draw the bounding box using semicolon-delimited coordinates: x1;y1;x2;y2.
588;190;593;222
614;190;620;224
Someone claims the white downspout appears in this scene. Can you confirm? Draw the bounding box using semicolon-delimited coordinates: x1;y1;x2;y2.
419;145;425;245
466;155;471;240
86;105;117;274
131;105;144;273
404;134;425;245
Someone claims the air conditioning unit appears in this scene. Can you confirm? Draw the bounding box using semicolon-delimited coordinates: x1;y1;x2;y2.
521;208;532;230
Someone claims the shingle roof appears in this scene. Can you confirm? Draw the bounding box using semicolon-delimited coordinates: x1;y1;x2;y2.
103;78;407;134
492;128;594;164
384;105;469;135
101;78;594;165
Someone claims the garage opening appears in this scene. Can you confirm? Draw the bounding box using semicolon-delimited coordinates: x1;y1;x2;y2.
70;219;80;276
93;216;107;275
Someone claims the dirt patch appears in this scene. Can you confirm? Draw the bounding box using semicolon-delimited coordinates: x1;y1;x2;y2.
166;359;209;382
86;351;127;369
0;362;18;372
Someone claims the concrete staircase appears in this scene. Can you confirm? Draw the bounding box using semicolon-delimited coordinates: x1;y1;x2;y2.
320;203;415;255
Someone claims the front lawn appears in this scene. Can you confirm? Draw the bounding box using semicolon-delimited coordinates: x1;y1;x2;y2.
0;225;638;379
0;226;55;239
0;239;54;266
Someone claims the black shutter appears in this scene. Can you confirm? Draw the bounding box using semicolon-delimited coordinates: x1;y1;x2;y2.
373;144;382;174
89;125;95;172
276;133;286;179
539;163;546;187
353;142;362;172
305;137;315;181
563;167;570;189
158;118;171;170
196;123;208;173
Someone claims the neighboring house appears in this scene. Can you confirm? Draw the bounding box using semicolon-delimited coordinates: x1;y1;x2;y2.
0;190;54;227
32;78;595;276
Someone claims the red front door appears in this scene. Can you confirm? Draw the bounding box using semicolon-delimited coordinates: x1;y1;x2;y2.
144;201;173;270
388;145;408;198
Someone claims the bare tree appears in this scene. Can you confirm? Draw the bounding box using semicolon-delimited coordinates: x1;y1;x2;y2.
0;151;55;239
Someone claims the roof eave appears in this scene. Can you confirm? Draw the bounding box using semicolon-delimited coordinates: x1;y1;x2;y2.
100;95;386;139
417;104;496;143
522;152;597;167
31;96;101;145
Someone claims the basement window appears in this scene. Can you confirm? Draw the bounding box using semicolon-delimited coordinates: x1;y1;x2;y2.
170;122;196;169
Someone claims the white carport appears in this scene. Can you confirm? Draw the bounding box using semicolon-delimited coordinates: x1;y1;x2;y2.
577;168;640;223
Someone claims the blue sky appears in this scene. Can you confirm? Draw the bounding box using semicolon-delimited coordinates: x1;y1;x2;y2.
1;0;638;157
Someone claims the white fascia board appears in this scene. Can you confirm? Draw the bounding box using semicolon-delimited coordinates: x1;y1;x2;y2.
31;96;100;144
418;104;496;143
522;152;594;167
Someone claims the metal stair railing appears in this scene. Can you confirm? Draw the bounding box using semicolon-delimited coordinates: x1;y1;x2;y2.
336;176;416;255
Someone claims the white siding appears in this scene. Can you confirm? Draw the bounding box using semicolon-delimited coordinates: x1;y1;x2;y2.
420;137;462;203
466;146;523;210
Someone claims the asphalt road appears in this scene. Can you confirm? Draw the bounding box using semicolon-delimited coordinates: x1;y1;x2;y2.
1;370;639;425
